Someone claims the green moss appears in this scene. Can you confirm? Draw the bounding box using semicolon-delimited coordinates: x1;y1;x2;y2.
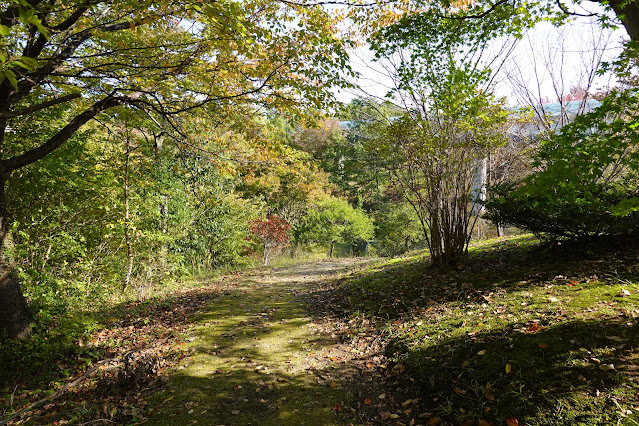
144;263;365;425
326;235;639;425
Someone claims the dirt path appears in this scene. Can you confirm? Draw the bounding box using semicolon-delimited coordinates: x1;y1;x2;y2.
144;258;377;425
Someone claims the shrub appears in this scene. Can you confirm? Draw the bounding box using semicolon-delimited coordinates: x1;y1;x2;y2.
484;89;639;239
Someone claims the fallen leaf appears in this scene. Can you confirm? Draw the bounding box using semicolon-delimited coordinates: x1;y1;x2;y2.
426;417;442;426
402;399;413;407
333;403;342;412
606;336;628;342
505;364;512;374
539;343;549;350
478;421;493;426
381;412;391;420
364;398;372;405
526;323;544;333
506;417;519;426
477;350;487;355
599;364;615;372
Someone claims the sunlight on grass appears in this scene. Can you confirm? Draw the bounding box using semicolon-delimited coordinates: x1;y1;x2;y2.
143;263;363;425
324;235;639;425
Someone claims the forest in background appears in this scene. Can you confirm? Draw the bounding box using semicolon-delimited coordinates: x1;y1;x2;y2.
0;0;638;423
0;0;637;372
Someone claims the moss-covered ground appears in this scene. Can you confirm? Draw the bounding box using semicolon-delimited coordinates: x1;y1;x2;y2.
4;235;639;426
312;235;639;426
143;259;375;426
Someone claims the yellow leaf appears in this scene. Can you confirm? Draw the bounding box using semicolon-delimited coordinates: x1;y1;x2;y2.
505;363;512;374
506;417;520;426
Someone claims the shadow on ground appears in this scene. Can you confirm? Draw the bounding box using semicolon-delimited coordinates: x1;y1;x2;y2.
143;259;376;426
296;237;639;425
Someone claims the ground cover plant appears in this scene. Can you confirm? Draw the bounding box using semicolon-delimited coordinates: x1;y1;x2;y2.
309;235;639;425
0;277;243;424
2;235;639;425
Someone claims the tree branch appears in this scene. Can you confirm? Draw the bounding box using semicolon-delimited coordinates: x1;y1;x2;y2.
0;95;120;174
0;93;80;118
556;0;597;18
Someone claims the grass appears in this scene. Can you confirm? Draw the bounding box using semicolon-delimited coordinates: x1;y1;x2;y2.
142;260;372;426
319;235;639;425
3;236;639;425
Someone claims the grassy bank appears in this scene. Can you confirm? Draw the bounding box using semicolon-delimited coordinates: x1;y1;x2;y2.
319;235;639;425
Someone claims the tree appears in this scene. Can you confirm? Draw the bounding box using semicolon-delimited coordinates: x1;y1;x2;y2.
504;19;617;133
296;196;374;257
249;215;292;266
345;0;638;45
373;103;507;266
363;9;511;266
484;88;639;239
374;202;424;256
0;0;351;337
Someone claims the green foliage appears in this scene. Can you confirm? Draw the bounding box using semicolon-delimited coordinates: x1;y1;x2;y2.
295;195;374;251
369;93;508;265
7;125;121;309
485;89;639;239
374;203;425;257
0;309;100;386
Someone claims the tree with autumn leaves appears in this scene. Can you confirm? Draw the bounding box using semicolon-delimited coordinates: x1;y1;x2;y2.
249;215;292;266
0;0;351;338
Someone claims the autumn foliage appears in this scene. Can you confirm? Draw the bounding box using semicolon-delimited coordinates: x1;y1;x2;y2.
249;215;292;266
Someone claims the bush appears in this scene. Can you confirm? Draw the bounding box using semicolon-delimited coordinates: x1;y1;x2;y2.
295;196;374;256
485;89;639;239
375;203;424;256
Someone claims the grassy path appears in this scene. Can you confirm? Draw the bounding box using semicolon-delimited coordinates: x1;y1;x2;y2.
144;259;374;426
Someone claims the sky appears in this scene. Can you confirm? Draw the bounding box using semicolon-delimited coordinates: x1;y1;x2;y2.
334;14;627;107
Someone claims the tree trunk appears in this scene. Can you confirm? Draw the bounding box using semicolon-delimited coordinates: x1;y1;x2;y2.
606;0;639;42
123;134;134;293
0;174;31;338
158;195;168;282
